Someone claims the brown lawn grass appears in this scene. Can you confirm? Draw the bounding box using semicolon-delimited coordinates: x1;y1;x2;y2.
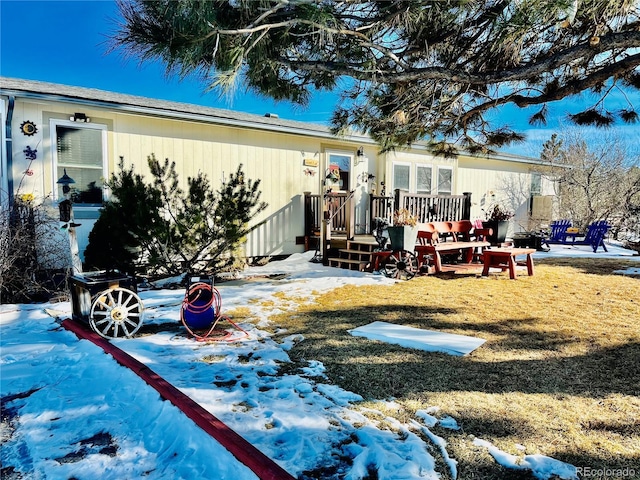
267;258;640;479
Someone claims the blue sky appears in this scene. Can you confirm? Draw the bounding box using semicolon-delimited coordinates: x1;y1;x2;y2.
1;0;638;158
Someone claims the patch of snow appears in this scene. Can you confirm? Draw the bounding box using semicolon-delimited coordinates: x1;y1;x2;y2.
473;438;578;480
4;249;626;478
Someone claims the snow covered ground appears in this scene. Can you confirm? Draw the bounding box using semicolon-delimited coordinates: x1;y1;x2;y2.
2;243;638;479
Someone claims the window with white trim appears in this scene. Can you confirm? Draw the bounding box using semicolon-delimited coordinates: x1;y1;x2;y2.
392;163;410;192
531;172;542;196
416;165;432;194
52;120;107;205
437;167;453;195
0;99;7;203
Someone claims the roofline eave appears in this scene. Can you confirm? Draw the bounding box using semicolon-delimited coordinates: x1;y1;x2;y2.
0;87;375;145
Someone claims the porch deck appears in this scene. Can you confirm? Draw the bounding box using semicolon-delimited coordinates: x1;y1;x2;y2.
323;234;489;275
305;190;474;272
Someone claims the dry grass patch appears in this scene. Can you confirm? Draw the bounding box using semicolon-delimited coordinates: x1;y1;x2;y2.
224;306;255;322
271;258;640;479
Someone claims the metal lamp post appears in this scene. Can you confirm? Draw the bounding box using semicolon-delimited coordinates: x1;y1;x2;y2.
57;169;83;275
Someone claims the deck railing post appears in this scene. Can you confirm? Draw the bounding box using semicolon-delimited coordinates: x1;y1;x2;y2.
462;192;472;220
322;211;331;266
346;191;355;240
304;192;312;237
368;195;375;234
394;189;412;221
394;189;401;216
368;195;393;233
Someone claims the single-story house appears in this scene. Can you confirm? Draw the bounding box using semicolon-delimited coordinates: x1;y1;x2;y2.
1;77;556;267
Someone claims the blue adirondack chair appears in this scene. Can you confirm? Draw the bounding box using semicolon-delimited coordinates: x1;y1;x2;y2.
543;219;572;247
564;220;611;253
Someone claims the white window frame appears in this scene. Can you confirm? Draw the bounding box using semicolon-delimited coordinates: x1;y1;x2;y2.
392;161;411;193
416;164;433;194
436;166;454;195
0;98;7;207
50;119;108;205
530;172;542;196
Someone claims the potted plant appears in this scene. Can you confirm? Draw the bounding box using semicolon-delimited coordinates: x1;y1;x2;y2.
387;208;419;251
482;204;514;245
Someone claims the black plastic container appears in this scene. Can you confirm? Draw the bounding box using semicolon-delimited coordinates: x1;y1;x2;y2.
69;271;136;323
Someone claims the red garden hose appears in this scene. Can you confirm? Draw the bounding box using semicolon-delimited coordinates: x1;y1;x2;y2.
180;282;248;342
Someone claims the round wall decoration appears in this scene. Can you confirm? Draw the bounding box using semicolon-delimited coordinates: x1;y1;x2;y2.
20;121;38;136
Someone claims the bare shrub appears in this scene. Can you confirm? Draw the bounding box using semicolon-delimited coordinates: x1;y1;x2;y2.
0;194;71;304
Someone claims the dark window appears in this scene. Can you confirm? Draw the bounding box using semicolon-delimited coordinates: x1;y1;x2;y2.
56;125;104;204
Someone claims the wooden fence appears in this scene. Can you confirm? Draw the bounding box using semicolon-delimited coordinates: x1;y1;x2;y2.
304;190;473;241
394;190;472;224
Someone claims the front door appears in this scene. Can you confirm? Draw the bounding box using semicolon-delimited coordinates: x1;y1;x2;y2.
325;149;371;234
327;152;352;192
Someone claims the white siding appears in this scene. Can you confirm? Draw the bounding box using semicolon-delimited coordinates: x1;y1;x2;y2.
458;155;555;232
4;98;368;259
3;89;554;263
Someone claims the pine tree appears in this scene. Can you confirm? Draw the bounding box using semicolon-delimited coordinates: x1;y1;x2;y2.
112;0;640;153
84;155;267;278
84;157;162;275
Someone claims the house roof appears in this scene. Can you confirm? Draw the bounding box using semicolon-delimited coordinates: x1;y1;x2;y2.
1;76;542;164
0;76;361;141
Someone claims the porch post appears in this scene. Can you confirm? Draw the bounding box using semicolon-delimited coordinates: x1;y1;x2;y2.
303;192;311;237
346;191;355;240
462;192;472;220
394;189;401;215
319;151;329;264
322;210;331;265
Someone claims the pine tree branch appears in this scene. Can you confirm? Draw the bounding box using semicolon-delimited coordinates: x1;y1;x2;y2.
274;30;640;85
460;51;640;127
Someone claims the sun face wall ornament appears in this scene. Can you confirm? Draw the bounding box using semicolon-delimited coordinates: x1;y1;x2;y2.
20;121;38;136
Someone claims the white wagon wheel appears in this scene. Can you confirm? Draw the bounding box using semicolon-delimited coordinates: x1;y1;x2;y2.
89;287;144;339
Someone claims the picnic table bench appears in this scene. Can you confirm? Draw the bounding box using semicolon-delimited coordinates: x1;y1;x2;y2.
482;248;536;279
416;221;491;274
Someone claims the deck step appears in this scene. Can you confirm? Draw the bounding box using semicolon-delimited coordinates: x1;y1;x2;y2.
337;249;375;260
346;241;378;252
328;258;369;271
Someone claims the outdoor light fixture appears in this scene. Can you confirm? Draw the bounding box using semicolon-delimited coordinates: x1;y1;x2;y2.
56;170;83;273
70;112;90;122
57;168;75;195
57;169;81;227
355;146;366;165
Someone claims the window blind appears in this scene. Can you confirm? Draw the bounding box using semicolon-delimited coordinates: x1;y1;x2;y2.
56;125;104;204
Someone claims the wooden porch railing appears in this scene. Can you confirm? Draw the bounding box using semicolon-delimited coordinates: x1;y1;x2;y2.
303;190;473;250
304;191;356;237
369;195;394;232
394;190;472;223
